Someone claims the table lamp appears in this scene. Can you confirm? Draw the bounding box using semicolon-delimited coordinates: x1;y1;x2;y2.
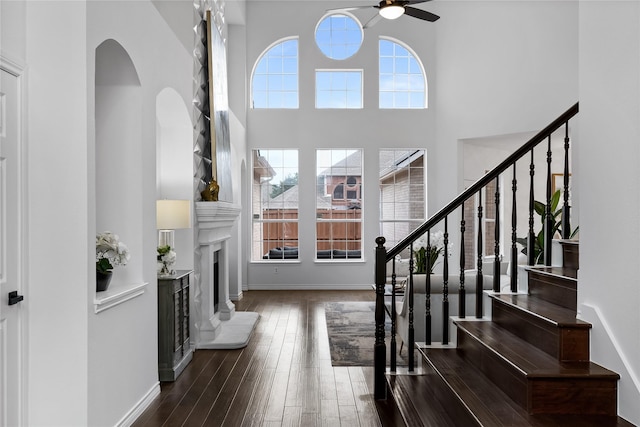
157;199;192;275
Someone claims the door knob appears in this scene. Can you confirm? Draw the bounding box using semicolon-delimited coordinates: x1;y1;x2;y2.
8;291;24;305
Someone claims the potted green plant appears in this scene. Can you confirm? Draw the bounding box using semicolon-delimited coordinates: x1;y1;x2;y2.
96;231;130;292
516;190;579;264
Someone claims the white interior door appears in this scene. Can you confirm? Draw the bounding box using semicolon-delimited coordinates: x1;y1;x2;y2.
0;59;26;427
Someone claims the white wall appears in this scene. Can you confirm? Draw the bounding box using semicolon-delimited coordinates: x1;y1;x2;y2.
25;2;90;425
87;1;194;425
578;1;640;424
243;1;577;289
4;0;195;425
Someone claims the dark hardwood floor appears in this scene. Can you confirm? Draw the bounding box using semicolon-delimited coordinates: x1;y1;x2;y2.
133;290;404;427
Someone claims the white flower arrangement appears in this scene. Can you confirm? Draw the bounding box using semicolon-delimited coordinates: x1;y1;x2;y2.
412;230;452;274
157;245;177;276
96;231;130;273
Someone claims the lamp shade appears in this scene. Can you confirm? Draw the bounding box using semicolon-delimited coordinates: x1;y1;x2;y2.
157;199;192;230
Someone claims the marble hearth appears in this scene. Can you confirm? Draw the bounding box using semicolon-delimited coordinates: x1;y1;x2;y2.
193;201;258;349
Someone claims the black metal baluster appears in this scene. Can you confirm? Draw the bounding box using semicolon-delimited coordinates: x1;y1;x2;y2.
493;176;501;292
528;149;536;266
442;217;449;344
562;122;571;238
511;163;518;292
408;243;415;371
476;192;484;318
374;237;386;400
390;259;397;372
425;231;432;345
459;204;466;318
544;135;553;266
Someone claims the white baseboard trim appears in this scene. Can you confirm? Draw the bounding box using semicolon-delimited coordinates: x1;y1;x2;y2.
247;284;373;291
116;382;161;427
579;303;640;425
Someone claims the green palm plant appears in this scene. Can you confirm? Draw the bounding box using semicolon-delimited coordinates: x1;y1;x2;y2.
516;190;579;264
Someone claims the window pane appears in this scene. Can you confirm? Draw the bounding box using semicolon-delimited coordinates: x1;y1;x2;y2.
315;14;363;60
379;39;427;109
252;38;299;109
252;150;299;260
379;149;426;248
316;70;362;109
316;150;363;260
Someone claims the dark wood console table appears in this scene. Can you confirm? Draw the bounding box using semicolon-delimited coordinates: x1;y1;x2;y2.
158;270;193;381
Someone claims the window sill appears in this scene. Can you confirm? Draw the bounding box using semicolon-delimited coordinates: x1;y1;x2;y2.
94;282;148;314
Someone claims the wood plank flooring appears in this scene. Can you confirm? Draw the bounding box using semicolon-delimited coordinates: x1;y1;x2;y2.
133;290;404;427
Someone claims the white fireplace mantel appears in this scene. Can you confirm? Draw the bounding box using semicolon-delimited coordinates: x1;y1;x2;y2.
194;201;258;349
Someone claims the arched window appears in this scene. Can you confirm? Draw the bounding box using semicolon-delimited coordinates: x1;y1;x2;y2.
379;38;427;109
251;38;299;109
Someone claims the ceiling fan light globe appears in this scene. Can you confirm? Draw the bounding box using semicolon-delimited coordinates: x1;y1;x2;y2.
379;5;404;20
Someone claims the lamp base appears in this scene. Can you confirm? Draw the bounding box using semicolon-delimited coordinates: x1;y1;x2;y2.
158;229;175;249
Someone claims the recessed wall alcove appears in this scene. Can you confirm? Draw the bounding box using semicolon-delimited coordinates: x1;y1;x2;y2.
155;87;193;271
94;39;146;310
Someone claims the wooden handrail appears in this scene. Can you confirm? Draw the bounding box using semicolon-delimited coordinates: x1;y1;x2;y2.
386;102;579;261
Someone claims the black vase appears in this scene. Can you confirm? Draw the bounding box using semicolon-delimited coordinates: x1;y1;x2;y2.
96;270;113;292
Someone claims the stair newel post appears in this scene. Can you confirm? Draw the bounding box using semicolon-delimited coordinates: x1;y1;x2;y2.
528;149;536;266
390;258;397;372
442;218;450;344
408;242;415;371
374;237;387;400
476;191;484;318
493;176;501;292
562;121;571;239
425;231;432;344
459;204;466;318
544;135;553;266
511;163;518;292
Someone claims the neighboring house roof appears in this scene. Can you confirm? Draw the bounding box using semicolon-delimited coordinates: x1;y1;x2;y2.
317;150;362;177
379;150;423;179
265;185;332;209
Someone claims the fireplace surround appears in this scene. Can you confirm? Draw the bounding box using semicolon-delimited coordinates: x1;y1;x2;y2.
193;201;258;349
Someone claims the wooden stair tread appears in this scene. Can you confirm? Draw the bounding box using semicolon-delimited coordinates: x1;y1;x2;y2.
527;266;578;280
490;293;591;328
454;320;619;379
420;347;631;427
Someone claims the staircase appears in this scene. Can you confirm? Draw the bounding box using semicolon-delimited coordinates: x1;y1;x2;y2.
385;241;635;426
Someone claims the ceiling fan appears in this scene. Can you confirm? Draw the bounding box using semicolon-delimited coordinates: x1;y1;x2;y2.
327;0;440;29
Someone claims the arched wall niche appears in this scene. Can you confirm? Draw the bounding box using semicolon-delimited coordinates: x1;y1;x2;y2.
95;38;144;289
156;87;194;270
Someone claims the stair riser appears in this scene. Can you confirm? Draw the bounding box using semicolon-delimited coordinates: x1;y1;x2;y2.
561;243;579;270
416;364;483;426
529;378;618;415
528;272;577;311
491;299;590;362
457;327;618;415
457;329;529;409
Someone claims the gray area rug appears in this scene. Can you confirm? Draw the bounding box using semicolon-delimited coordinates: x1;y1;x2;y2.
325;301;404;366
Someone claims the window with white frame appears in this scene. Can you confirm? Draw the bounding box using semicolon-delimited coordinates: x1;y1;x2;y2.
379;38;427;109
252;150;299;260
316;70;363;109
251;38;299;109
379;149;426;249
315;13;363;60
316;149;363;260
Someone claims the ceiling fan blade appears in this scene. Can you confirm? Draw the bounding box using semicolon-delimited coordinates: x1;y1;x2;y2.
363;13;383;29
404;6;440;22
405;0;432;4
326;6;375;13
